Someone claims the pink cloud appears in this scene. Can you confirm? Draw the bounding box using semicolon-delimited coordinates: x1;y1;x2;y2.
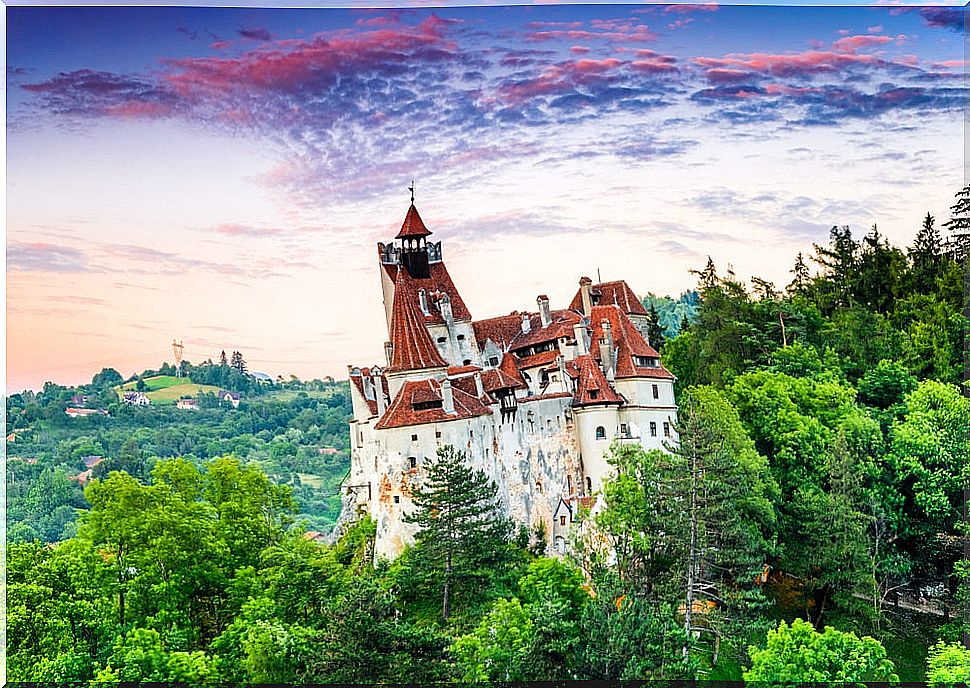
694;50;881;79
211;223;283;237
570;45;590;55
663;3;718;13
867;25;884;33
832;34;893;53
525;19;657;44
497;57;623;103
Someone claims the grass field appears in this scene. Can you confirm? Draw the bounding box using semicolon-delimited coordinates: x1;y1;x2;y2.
297;473;325;488
263;389;339;402
116;376;221;405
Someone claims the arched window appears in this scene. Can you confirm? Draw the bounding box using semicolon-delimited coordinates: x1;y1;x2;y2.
586;476;592;493
595;426;606;440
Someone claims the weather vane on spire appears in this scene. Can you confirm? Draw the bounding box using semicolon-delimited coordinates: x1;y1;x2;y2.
408;180;415;204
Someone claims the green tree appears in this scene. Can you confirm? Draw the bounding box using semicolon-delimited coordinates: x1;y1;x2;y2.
403;445;513;621
926;641;970;683
452;597;534;681
744;618;898;682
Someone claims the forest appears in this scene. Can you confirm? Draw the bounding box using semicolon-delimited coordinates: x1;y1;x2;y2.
6;187;970;682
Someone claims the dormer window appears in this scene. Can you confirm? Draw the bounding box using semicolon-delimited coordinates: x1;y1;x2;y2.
589;389;599;400
634;355;659;367
489;356;499;367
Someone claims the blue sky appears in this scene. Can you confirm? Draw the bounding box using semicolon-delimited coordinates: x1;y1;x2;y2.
6;3;966;390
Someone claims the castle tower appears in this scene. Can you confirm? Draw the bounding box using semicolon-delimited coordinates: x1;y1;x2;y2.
397;203;432;279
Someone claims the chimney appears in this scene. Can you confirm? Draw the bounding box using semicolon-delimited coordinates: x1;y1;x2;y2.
537;295;552;328
384;341;394;367
418;288;429;315
441;379;456;415
579;276;593;316
573;322;588;355
521;313;531;334
375;377;388;416
474;372;485;398
599;319;615;380
439;292;453;325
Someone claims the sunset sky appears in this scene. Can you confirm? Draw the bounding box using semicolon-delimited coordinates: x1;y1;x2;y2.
6;2;966;392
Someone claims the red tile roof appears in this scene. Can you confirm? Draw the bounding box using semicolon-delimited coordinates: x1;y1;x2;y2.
350;368;390;416
589;305;674;380
482;366;527;392
572;354;624;407
473;309;581;353
386;260;473;326
515;349;561;370
396;203;432;239
375;379;492;429
387;276;448;373
569;280;648;315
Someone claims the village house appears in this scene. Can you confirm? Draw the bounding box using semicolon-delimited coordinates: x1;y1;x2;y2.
66;407;110;418
218;390;241;408
122;391;151;406
176;398;199;410
339;201;678;560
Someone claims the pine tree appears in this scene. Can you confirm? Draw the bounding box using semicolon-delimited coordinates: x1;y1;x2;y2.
647;304;666;351
812;225;858;312
690;257;718;292
230;351;247;375
219;350;229;367
403;445;513;621
943;184;970;263
788;252;811;295
909;213;944;293
679;314;691;335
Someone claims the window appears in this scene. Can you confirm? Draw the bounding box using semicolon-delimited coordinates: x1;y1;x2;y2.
560;515;567;526
620;423;628;436
595;426;606;440
457;334;465;341
663;421;671;437
586;476;592;493
489;356;499;366
435;430;442;439
652;384;659;399
437;336;446;343
409;456;417;469
393;495;400;504
589;389;599;400
567;475;573;492
469;429;474;438
411;433;418;442
535;480;543;493
650;421;657;437
463;359;472;366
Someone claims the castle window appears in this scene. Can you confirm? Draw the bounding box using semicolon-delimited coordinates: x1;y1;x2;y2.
664;421;671;437
463;359;472;366
469;429;474;438
409;456;417;469
411;433;418;441
620;423;628;437
586;476;592;493
535;480;543;493
436;430;442;439
589;389;599;400
652;384;659;399
457;334;465;341
560;515;567;526
489;356;499;367
567;475;572;492
394;495;400;504
650;421;657;437
437;336;447;344
595;426;606;440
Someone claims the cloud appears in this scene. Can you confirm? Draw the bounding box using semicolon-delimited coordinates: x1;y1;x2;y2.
918;7;964;32
832;34;893;54
8;242;92;272
210;223;284;237
237;26;273;42
663;4;719;14
21;69;178;118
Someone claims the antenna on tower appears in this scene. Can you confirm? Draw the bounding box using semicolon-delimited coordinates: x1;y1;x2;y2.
596;267;602;284
172;339;185;377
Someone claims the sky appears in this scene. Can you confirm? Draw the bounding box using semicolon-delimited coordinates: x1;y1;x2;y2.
5;2;967;392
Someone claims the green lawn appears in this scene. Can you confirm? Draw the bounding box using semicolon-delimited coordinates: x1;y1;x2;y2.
116;376;221;405
297;473;325;488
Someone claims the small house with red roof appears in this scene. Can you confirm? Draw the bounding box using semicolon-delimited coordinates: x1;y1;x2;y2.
340;198;677;560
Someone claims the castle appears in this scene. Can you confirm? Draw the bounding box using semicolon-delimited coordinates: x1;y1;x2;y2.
340;201;678;559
